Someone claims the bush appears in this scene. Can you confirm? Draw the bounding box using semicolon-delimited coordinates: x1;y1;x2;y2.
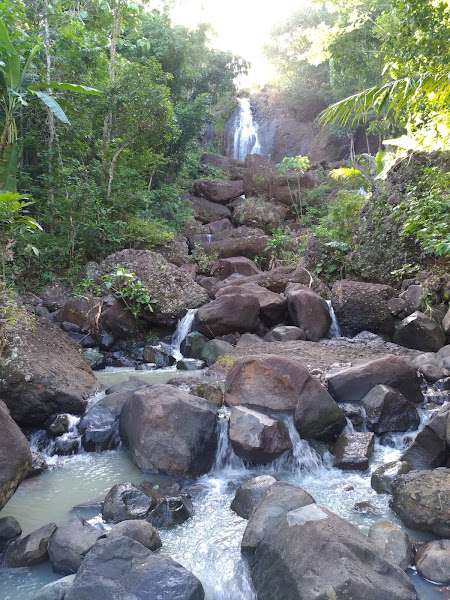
146;185;193;232
314;190;366;244
233;197;284;233
123;216;173;249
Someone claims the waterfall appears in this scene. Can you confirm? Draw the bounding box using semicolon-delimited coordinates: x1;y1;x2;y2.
170;308;198;361
271;414;323;474
233;98;261;161
211;408;246;474
327;300;341;338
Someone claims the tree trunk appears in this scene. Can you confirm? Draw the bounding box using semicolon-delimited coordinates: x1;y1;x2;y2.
43;3;55;224
107;134;138;198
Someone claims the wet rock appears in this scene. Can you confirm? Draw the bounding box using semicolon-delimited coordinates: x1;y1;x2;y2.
354;500;379;514
393;311;446;352
286;283;331;342
418;363;445;382
79;391;133;452
212;257;260;280
48;515;105;574
333;432;375;471
104;376;148;395
146;496;194;528
331;280;396;337
176;358;206;370
391;469;450;537
192;196;231;223
47;413;70;436
195;294;260;338
119;384;218;476
401;406;449;468
249;504;418;600
108;520;161;551
340;403;364;431
28;451;49;476
95;332;115;350
371;461;415;494
231;475;277;519
5;522;57;567
83;348;105;370
294;381;346;441
415;540;450;584
0;516;21;552
64;536;205;600
200;339;234;366
191;382;224;407
327;354;423;404
193;178;243;203
33;575;76;600
0;400;32;510
264;325;305;342
180;331;209;360
143;344;176;368
0;318;98;426
229;407;292;464
216;283;286;323
241;482;315;554
102;482;157;523
361;385;420;433
368;519;413;570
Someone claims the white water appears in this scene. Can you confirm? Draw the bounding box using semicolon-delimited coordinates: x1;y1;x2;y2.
327;300;341;338
233;98;261;161
170;308;198;361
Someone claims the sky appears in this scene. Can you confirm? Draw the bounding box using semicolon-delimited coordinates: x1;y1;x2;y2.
171;0;305;87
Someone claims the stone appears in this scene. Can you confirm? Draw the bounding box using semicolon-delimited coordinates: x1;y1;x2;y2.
399;284;422;314
5;522;57;567
387;297;407;316
176;358;206;370
99;299;138;339
333;432;375;471
104;376;148;395
331;280;396;337
368;519;413;570
143;344;176;368
119;384;218;476
415;540;450;584
47;413;70;436
79;391;133;452
361;385;420;433
294;381;346;441
393;311;446;352
437;344;450;358
153;235;189;267
371;461;415;494
191;382;224;407
327;354;423;404
0;318;98;426
180;331;209;360
48;516;105;574
83;348;105;370
212;257;260;280
228;407;292;464
40;280;71;312
391;469;450;537
216;282;286;323
146;496;194;528
285;283;331;341
195;294;260;338
64;536;205;600
207;218;232;234
200;152;231;172
249;504;419;600
442;307;450;335
201;228;270;263
401;406;449;468
0;400;32;510
101;249;208;327
179;263;197;280
0;516;21;552
108;520;161;551
235;333;264;347
241;482;316;554
33;575;76;600
411;353;444;369
102;482;157;523
231;475;277;519
200;339;234;366
58;298;98;328
264;325;306;342
418;363;445;382
193;178;243;203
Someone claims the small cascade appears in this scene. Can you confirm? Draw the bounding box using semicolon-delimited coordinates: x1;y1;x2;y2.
211;408;246;474
271;414;323;473
327;300;341;338
170;308;198;361
233;98;261;161
29;414;82;459
205;234;213;244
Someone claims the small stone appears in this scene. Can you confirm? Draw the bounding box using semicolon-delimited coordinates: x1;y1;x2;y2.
415;540;450;584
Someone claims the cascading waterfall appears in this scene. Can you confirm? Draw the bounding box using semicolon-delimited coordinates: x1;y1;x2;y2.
233;98;261;161
170;308;198;361
327;300;341;338
211;408;246;474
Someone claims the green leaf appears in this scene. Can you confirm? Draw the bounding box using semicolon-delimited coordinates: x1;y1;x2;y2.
29;90;69;124
5;52;20;89
19;45;41;89
0;20;16;55
0;142;21;192
29;82;102;95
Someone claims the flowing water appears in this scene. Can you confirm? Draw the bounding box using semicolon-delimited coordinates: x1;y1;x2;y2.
327;300;341;338
233;98;261;161
170;308;198;361
1;368;448;600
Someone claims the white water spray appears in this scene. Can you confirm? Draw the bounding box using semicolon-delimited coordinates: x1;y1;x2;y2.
327;300;341;338
233;98;261;161
170;308;198;361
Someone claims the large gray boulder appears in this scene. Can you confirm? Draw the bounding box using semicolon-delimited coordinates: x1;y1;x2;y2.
0;516;21;551
102;482;157;523
393;311;446;352
391;469;450;537
368;519;413;570
195;294;260;338
249;504;419;600
371;460;415;494
212;257;260;280
64;536;204;600
333;432;375;471
107;519;162;551
216;282;286;323
401;405;449;468
415;540;450;584
191;195;231;223
5;522;57;567
193;178;243;203
101;249;208;327
119;384;218;476
331;279;396;336
327;354;423;404
231;475;277;519
228;407;292;464
0;318;98;426
48;516;105;574
361;385;420;433
0;400;32;510
285;283;331;341
33;575;76;600
264;325;305;342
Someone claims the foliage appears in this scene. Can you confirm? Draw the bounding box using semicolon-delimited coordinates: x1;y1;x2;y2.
276;155;310;218
315;189;366;244
0;282;35;361
102;265;157;321
215;354;237;370
329;167;371;192
123;216;173;249
145;185;193;232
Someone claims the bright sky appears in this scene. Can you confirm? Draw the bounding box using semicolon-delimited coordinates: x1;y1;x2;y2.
171;0;305;87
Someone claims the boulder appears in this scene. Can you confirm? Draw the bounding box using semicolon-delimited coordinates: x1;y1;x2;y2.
235;333;264;347
108;520;161;551
191;196;231;223
153;235;189;267
264;325;306;342
200;339;234;366
201;228;270;262
58;298;98;328
64;536;205;600
99;298;139;339
48;515;105;574
361;385;420;433
216;283;286;323
368;519;413;570
179;263;197;280
207;218;232;234
391;469;450;537
294;381;346;441
146;495;194;528
331;280;396;336
33;575;76;600
193;178;243;203
442;307;450;335
412;352;444;369
119;384;218;476
241;482;315;554
327;354;423;405
371;460;415;494
176;358;206;370
401;406;449;469
249;504;419;600
5;522;57;567
180;331;209;360
0;516;21;552
195;294;260;338
415;540;450;584
0;400;32;510
200;153;231;172
333;432;375;471
228;407;292;464
393;311;446;352
143;344;176;368
231;475;277;519
232;197;285;233
191;382;224;407
40;280;71;312
418;363;445;382
399;285;422;314
104;376;148;396
0;318;98;426
212;257;260;280
101;249;208;327
286;283;331;341
102;482;157;523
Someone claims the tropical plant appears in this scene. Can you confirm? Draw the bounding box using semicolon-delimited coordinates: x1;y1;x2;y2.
276;155;310;218
102;265;157;321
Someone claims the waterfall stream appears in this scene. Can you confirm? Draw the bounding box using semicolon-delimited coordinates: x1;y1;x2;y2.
327;300;341;338
233;98;261;161
170;308;198;361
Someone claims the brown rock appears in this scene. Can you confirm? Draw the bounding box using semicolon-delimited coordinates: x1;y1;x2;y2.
212;257;260;280
193;179;244;204
216;282;286;323
286;283;331;341
195;294;260;338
